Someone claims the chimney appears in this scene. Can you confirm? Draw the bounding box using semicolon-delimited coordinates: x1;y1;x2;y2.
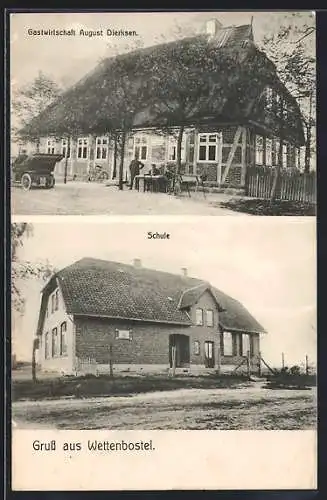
133;258;142;269
205;18;222;37
181;267;188;277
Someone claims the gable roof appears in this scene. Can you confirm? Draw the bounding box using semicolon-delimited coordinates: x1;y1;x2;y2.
36;257;266;336
22;23;304;145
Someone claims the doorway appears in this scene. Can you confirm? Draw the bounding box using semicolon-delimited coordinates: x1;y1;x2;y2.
169;334;190;368
204;341;215;368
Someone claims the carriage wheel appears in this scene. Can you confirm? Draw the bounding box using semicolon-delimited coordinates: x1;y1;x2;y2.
99;171;109;181
21;173;32;191
46;176;55;188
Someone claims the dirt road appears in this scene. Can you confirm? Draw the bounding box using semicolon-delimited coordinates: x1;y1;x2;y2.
12;181;244;216
12;386;316;430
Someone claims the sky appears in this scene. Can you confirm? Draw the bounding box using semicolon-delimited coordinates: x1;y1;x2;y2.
12;217;316;368
10;11;315;91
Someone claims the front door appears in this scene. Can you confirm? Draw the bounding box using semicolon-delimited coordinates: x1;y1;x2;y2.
204;341;215;368
169;334;190;368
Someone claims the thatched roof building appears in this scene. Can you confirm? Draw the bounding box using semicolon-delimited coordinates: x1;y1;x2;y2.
23;21;305;146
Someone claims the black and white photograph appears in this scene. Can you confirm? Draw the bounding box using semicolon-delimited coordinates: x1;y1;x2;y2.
8;8;318;493
10;11;316;216
11;219;316;431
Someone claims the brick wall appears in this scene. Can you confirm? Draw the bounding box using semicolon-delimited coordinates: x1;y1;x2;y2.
75;316;190;366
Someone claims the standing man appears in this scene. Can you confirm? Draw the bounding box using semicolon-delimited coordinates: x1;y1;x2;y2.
129;156;144;190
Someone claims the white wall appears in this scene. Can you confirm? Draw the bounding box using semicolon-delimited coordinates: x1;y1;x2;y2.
39;282;75;374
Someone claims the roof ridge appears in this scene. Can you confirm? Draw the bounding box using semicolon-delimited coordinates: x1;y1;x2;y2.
59;256;204;282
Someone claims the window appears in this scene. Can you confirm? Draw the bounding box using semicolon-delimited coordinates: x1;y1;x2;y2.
50;289;59;313
134;136;148;161
168;137;185;161
61;138;71;158
115;329;132;340
194;340;200;355
265;87;273;111
46;138;56;154
96;136;108;160
52;327;59;357
241;333;251;356
195;308;204;326
255;135;264;165
60;322;68;356
198;133;220;162
274;139;280;166
223;331;233;356
206;310;214;327
45;332;50;359
77;137;89;159
266;138;272;166
282;143;288;168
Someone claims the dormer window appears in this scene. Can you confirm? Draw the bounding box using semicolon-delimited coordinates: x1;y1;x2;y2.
206;310;214;327
51;289;59;313
265;87;273;111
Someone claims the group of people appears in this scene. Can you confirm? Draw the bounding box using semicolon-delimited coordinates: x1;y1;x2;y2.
128;157;173;191
128;156;209;192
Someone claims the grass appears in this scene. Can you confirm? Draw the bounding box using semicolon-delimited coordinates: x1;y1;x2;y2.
219;198;316;216
264;373;317;390
12;373;250;402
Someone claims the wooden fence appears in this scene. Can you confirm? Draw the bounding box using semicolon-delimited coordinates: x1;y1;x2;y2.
246;167;316;203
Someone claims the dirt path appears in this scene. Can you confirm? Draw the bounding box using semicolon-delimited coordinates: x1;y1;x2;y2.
12;386;316;430
12;182;244;216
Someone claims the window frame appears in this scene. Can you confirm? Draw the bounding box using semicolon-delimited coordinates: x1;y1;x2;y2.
61;138;71;159
60;321;68;356
193;340;200;355
115;329;133;340
167;136;186;162
195;308;204;326
133;136;148;161
255;135;264;165
206;309;214;327
265;87;273;111
282;143;288;168
223;331;233;357
77;137;89;160
45;331;50;359
52;327;58;357
46;138;56;155
197;133;221;163
95;136;109;161
241;333;251;357
266;137;272;166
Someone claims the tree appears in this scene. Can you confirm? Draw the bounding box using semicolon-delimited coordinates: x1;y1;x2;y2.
11;223;55;382
260;12;316;173
12;71;62;150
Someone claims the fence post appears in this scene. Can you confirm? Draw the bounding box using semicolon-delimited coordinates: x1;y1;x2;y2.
246;350;251;379
109;344;113;378
305;355;309;375
216;345;221;375
171;345;177;377
258;351;262;377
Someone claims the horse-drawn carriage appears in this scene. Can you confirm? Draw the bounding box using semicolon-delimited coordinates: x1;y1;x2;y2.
11;153;63;191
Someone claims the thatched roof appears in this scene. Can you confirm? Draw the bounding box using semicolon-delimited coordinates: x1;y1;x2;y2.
36;257;266;335
23;24;305;145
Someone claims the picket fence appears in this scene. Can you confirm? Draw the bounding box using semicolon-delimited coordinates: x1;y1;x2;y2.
246;167;316;203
